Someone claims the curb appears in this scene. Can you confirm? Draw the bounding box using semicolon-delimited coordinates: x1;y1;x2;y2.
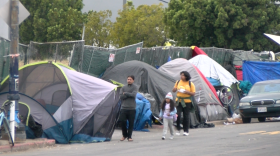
0;139;55;153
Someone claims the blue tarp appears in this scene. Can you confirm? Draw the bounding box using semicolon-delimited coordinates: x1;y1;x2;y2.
206;77;221;86
243;61;280;84
132;93;152;131
70;134;107;144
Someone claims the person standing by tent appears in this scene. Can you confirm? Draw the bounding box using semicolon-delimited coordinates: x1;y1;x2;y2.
172;71;196;136
159;92;177;140
119;75;138;142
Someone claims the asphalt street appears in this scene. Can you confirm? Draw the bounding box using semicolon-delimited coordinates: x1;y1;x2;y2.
5;120;280;156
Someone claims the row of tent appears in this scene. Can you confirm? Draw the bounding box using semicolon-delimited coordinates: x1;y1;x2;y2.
0;46;241;144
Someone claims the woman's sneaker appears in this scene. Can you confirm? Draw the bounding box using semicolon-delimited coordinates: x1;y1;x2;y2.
176;131;180;136
170;136;174;140
162;136;165;140
183;132;189;136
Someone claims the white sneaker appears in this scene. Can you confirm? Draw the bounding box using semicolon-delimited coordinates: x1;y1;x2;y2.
162;136;165;140
170;136;174;140
176;131;180;136
183;132;189;136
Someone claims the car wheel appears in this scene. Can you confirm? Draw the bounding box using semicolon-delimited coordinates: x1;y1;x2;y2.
242;117;251;123
258;117;266;122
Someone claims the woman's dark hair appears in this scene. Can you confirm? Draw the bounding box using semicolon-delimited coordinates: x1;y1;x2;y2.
127;75;135;80
180;71;191;81
161;99;175;112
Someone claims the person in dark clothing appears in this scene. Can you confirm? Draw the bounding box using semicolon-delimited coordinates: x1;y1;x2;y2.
119;75;138;142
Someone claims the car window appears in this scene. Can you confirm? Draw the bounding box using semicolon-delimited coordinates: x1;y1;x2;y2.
249;83;280;95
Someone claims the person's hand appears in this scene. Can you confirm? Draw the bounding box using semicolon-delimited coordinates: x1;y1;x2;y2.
167;113;171;116
172;87;177;92
123;92;125;95
159;117;162;120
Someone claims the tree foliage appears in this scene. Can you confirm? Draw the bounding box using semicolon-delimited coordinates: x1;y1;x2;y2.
20;0;84;43
111;3;168;47
84;10;113;47
165;0;280;51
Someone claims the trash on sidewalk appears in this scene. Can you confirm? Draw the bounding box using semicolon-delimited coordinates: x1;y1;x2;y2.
224;113;243;125
267;117;280;121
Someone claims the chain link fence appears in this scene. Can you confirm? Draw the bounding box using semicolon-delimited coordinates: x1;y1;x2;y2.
0;38;84;83
0;38;10;82
1;36;266;83
29;41;85;70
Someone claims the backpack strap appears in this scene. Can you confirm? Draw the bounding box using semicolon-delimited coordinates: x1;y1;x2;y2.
177;80;192;89
176;80;180;87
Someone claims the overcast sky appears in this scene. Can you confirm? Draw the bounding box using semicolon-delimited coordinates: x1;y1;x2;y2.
0;0;170;40
82;0;170;21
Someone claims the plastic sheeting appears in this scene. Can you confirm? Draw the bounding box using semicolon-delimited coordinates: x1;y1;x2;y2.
206;77;221;86
139;93;157;116
239;81;252;94
133;93;152;131
190;55;239;87
243;61;280;84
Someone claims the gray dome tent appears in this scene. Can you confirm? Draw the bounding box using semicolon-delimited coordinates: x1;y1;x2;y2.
0;62;121;143
101;61;216;128
102;60;176;117
159;58;228;121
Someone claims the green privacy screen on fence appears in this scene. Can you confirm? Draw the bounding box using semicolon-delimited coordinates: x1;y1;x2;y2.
1;37;260;83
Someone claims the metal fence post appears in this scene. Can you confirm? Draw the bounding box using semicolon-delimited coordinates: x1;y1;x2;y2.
87;48;94;74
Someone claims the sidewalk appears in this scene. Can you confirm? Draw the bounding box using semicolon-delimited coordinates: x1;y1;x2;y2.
0;138;55;153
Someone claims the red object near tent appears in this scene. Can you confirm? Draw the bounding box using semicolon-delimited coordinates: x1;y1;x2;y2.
235;66;243;81
192;46;207;57
193;65;221;104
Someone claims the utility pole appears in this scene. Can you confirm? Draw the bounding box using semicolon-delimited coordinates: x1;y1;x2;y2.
8;0;20;143
123;0;127;10
0;0;29;144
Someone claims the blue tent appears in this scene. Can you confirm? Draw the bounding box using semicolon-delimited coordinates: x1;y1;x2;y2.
243;61;280;84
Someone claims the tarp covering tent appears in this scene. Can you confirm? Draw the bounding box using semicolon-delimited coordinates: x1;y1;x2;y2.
158;58;227;121
134;93;152;131
243;61;280;85
0;62;121;143
189;55;239;87
102;61;176;117
192;46;207;57
189;55;240;113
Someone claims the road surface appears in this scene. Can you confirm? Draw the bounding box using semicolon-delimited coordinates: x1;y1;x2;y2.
6;120;280;156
